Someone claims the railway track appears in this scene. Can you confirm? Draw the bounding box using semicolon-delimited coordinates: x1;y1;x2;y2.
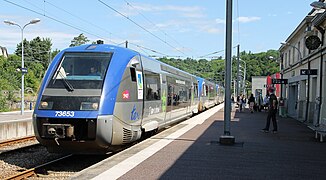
0;136;39;154
0;115;190;179
4;154;73;180
0;138;123;179
0;136;36;147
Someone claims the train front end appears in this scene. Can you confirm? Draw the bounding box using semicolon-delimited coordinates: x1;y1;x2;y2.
33;44;137;153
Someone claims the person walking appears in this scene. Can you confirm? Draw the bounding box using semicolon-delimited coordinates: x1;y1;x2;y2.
261;88;278;133
248;94;255;113
242;95;247;110
239;94;243;112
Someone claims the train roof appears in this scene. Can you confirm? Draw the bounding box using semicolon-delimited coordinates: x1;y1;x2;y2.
62;44;137;55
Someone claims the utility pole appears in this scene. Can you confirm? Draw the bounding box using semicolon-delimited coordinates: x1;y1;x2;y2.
220;0;235;145
237;44;240;97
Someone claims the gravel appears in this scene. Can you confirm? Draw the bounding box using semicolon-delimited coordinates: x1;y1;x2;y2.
0;142;65;179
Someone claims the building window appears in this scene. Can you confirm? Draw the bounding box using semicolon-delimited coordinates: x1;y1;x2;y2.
292;47;295;64
298;41;301;62
303;42;306;58
284;52;288;68
288;50;291;66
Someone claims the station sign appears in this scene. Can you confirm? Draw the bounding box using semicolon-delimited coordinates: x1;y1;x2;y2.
300;69;317;75
21;68;28;74
272;79;288;84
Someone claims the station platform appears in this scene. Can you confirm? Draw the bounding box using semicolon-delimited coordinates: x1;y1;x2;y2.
72;104;326;180
0;110;34;141
0;110;33;122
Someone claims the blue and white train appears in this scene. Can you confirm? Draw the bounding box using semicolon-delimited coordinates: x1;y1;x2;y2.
32;42;224;153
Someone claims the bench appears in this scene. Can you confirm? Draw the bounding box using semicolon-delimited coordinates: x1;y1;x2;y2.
308;124;326;142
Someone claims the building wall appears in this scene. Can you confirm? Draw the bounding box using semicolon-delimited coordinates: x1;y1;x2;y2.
279;9;326;125
251;76;267;98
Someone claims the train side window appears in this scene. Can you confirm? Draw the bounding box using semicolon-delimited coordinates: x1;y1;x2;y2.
205;85;209;97
144;71;161;101
130;67;136;82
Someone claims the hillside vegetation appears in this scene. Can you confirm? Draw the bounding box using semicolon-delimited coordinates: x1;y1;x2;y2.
0;34;279;111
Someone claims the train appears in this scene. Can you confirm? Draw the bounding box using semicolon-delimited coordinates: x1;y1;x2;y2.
32;42;224;153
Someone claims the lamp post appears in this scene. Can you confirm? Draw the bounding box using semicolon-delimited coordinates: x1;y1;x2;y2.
239;59;246;95
280;42;303;64
4;18;40;115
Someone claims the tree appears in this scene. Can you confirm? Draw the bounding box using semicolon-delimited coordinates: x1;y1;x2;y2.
2;36;54;111
70;33;90;47
15;37;52;67
13;37;53;98
50;49;61;63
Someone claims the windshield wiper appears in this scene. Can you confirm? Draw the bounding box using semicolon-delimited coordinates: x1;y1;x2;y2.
57;71;74;92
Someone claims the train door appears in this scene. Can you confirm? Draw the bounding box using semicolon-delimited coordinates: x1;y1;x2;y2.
165;81;173;120
190;80;198;113
166;76;189;122
142;70;163;130
198;79;205;112
160;74;168;125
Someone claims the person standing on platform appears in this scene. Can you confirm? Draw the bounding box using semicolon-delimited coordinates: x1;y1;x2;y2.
248;94;255;113
261;88;278;133
263;94;269;111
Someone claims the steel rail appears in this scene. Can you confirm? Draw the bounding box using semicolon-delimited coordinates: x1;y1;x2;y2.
4;154;73;180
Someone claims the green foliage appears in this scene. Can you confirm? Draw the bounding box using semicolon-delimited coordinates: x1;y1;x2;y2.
158;50;280;88
15;37;52;67
70;33;90;47
1;29;279;111
0;95;9;112
0;55;20;91
1;37;52;111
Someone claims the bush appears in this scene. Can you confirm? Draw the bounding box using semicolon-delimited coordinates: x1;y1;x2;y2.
0;95;9;112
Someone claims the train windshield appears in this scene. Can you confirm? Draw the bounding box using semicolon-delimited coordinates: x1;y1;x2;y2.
47;52;112;89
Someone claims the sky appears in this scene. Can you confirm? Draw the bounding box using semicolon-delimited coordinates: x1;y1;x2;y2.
0;0;316;59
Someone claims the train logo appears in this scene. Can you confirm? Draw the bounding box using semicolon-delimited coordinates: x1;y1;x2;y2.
130;105;139;121
122;90;130;99
136;71;143;99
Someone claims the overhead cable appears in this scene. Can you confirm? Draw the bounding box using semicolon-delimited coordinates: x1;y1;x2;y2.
98;0;188;57
123;0;193;55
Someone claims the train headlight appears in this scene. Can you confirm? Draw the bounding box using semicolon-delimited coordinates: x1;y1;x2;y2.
39;101;53;110
41;101;48;108
92;102;99;110
80;102;99;110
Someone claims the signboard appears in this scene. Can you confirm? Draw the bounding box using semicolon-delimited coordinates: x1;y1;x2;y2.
272;79;288;84
136;71;143;99
21;68;28;74
300;69;318;75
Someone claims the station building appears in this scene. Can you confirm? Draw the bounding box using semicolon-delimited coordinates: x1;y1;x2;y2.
279;1;326;126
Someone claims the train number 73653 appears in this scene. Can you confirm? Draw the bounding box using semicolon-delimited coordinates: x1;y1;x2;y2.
55;111;75;117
